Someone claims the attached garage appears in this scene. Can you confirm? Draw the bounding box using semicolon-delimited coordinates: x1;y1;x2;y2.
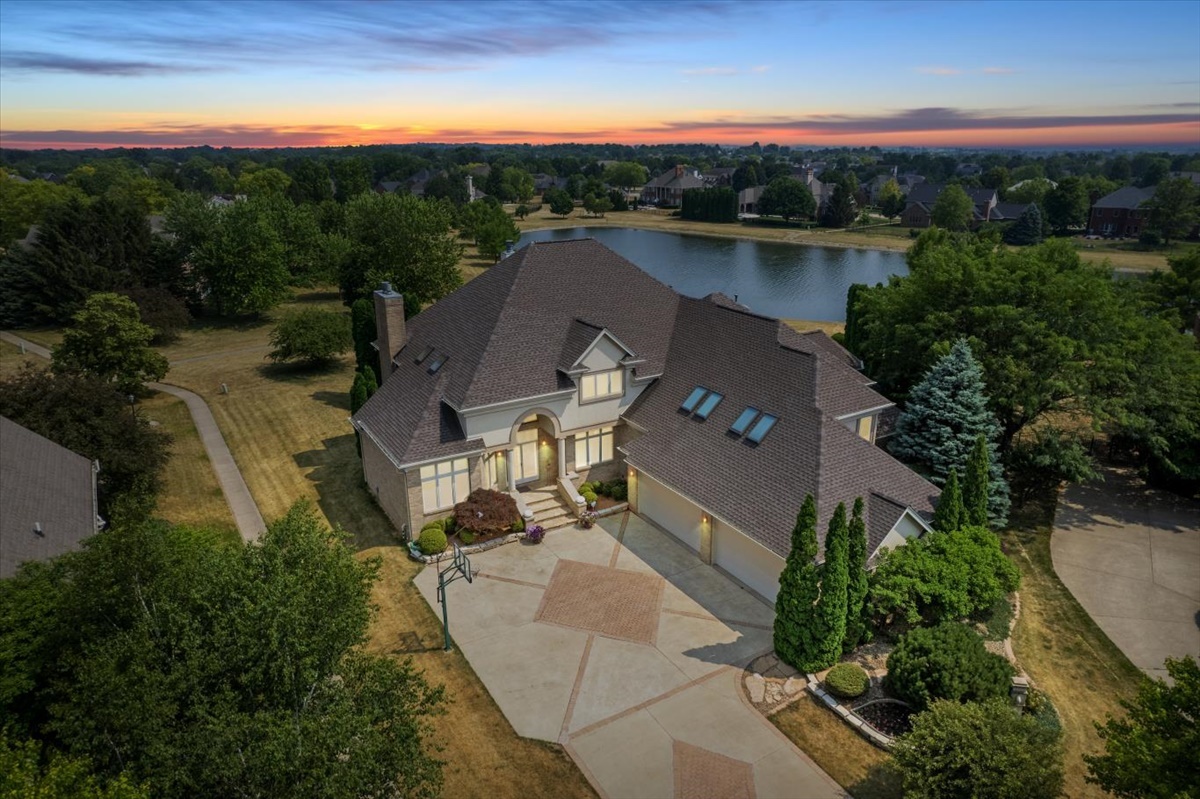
636;472;704;553
712;520;786;604
635;469;786;604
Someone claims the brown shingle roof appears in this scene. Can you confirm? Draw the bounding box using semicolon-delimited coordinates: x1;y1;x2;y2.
1;417;98;578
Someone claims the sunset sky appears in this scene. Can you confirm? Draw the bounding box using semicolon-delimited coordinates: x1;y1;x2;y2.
1;0;1198;150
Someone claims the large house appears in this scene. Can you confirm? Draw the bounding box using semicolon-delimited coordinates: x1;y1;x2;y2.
1087;185;1155;237
1;417;103;578
352;239;938;602
641;165;706;206
901;184;1031;228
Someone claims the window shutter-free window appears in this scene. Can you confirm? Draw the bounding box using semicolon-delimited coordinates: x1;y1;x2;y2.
419;457;470;512
575;426;614;467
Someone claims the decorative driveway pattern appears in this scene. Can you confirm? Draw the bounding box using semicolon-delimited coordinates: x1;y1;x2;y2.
415;512;844;799
536;559;665;644
1052;467;1200;681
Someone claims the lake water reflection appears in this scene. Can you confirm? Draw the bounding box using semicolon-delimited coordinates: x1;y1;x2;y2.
520;226;909;322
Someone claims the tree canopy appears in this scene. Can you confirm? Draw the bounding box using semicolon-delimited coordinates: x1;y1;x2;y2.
892;699;1064;799
268;308;351;364
0;504;446;798
1085;657;1200;799
1146;177;1199;245
930;185;973;230
758;177;816;222
51;293;169;394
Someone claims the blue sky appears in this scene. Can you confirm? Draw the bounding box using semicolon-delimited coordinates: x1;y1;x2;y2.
1;0;1198;148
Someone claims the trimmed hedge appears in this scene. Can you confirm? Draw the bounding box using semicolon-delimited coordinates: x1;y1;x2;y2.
825;663;870;699
458;531;476;546
417;527;448;555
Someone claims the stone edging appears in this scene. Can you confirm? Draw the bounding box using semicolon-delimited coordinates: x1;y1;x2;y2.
806;674;896;750
592;502;629;519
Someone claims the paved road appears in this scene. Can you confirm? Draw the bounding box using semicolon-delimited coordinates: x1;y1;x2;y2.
1051;467;1200;681
416;513;845;799
1;331;265;541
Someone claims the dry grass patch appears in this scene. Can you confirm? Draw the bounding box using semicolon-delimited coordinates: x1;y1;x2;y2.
783;319;846;337
0;340;41;375
1003;492;1142;799
771;694;901;799
138;390;238;542
362;547;596;799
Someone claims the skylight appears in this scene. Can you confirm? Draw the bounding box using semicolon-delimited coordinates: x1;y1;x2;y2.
730;407;760;436
694;391;723;420
745;413;778;444
680;386;708;413
427;354;448;374
414;345;434;364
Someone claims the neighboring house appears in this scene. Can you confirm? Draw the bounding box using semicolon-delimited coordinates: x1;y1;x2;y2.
533;173;569;193
352;239;938;603
955;163;983;178
738;185;766;215
375;180;404;194
1;417;103;578
1169;171;1200;185
901;183;999;228
702;167;737;187
863;169;925;204
1087;185;1156;237
790;166;830;207
641;165;706;206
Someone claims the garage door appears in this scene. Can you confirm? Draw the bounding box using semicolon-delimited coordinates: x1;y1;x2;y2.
712;521;786;604
637;473;704;554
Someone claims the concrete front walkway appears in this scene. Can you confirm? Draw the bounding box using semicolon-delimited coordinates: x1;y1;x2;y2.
1;331;265;541
415;513;843;799
1051;467;1200;681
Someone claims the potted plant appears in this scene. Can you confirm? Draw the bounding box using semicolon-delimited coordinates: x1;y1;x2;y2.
525;524;545;544
579;510;598;529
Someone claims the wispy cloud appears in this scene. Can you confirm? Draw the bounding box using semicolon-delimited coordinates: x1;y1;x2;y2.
981;66;1016;74
750;65;771;73
0;50;219;77
915;66;962;75
681;67;739;76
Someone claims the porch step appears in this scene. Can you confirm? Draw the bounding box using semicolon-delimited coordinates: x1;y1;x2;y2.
529;495;566;513
541;514;577;532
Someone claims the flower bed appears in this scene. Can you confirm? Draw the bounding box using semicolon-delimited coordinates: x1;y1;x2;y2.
852;699;914;737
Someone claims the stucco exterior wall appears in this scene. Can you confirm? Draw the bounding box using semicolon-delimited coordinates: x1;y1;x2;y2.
876;511;927;552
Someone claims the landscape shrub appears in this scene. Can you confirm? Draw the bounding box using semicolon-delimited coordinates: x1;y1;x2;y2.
579;481;594;493
420;519;444;534
511;515;525;533
825;663;870;699
868;525;1020;627
885;623;1014;711
610;482;628;502
581;489;598;505
442;515;457;534
417;527;448;555
458;531;476;546
453;488;519;536
1026;689;1061;734
972;595;1015;642
267;307;351;364
525;524;545;544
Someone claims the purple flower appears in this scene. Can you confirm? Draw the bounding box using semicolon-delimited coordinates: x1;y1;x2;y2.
526;524;545;543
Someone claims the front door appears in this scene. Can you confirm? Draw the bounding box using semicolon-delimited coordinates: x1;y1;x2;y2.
513;427;539;484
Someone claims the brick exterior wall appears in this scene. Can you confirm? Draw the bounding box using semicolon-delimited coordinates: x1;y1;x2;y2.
360;433;409;538
566;422;630;484
1089;206;1147;237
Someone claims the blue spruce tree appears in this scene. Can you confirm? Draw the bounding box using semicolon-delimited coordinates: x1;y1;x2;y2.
891;338;1010;526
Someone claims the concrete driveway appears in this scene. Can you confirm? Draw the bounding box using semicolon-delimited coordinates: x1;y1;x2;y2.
1051;468;1200;681
415;512;843;799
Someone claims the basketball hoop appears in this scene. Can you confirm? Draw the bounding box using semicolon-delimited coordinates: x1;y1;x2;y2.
436;544;474;651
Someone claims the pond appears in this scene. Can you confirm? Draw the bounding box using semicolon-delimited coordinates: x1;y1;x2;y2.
520;226;909;322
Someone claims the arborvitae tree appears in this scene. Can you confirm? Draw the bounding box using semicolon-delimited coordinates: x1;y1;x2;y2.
349;372;368;416
350;298;379;383
843;283;868;356
1003;203;1044;245
891;338;1010;525
812;502;850;668
844;497;870;650
774;495;821;670
361;364;378;398
933;469;963;533
963;434;992;527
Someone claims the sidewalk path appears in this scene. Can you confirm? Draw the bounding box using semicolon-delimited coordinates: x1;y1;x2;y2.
1;331;266;541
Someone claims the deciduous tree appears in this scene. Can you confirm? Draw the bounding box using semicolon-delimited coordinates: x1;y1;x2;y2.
545;187;574;218
268;308;351;364
930;184;973;231
1085;657;1200;799
1146;176;1199;245
52;293;169;394
192;197;291;316
893;699;1064;799
1043;176;1089;234
758;177;815;222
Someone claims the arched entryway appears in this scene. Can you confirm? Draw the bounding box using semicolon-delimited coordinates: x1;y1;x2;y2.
495;410;562;491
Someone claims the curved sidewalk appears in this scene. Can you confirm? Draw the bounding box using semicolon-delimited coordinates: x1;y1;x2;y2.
1;331;265;541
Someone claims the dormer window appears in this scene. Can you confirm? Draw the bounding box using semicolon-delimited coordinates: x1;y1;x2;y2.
580;368;624;403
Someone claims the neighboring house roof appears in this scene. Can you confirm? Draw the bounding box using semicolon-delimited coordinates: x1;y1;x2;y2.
1093;185;1156;210
738;185;766;204
354;238;937;558
907;183;997;207
621;296;937;559
991;202;1034;221
376;180;403;193
645;167;705;191
1;417;99;578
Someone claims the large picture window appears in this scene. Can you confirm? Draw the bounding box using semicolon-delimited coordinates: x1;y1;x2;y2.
574;426;614;468
420;458;470;512
579;369;624;402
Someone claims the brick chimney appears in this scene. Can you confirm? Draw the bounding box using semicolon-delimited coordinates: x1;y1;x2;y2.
674;165;685;178
373;282;406;381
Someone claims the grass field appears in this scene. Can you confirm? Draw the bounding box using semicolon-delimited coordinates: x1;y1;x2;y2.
1003;491;1142;798
771;695;901;799
138;390;239;542
0;339;41;375
513;207;1179;273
